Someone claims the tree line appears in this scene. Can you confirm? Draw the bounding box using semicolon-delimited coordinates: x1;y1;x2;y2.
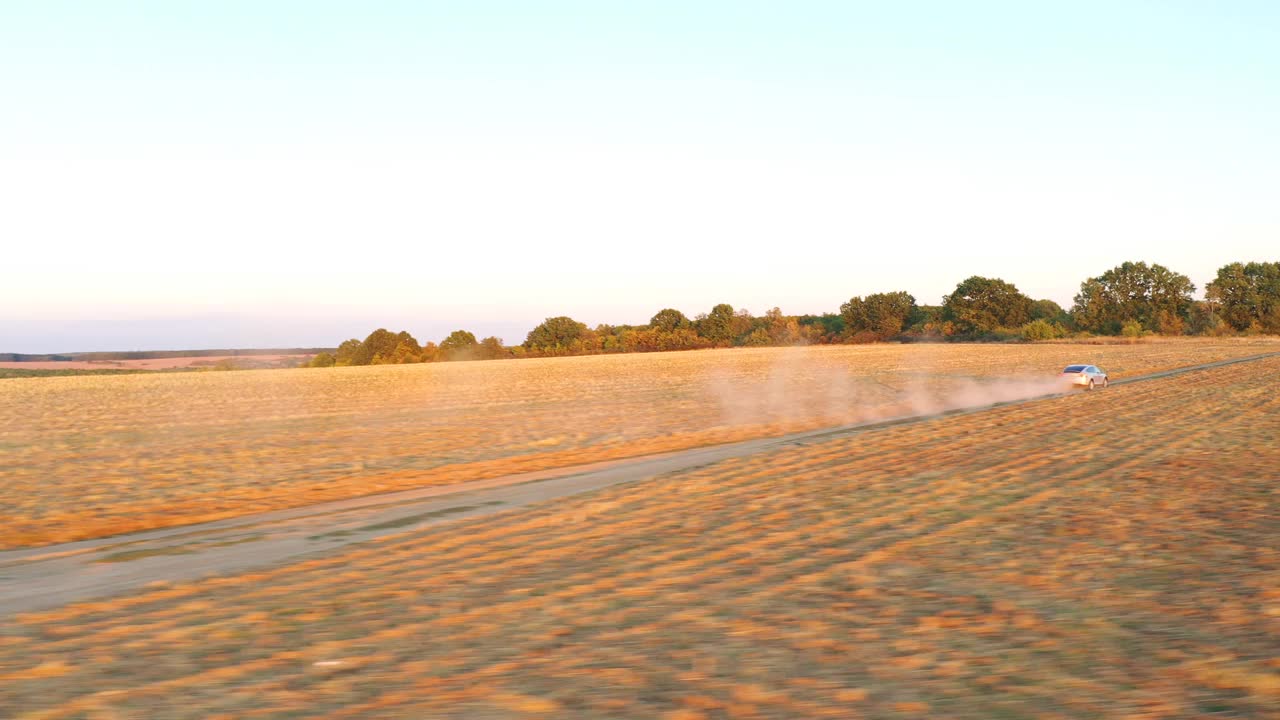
311;260;1280;367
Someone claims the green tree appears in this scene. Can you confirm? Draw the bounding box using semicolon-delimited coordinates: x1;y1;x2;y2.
1071;262;1195;334
524;316;588;354
390;341;420;364
695;303;736;346
649;308;691;333
798;314;844;342
393;332;423;362
334;338;362;366
1020;319;1063;341
440;330;479;361
476;336;508;360
942;277;1032;335
1029;299;1069;325
1205;261;1280;332
905;305;945;336
308;352;336;368
740;327;772;346
349;328;404;366
840;291;917;340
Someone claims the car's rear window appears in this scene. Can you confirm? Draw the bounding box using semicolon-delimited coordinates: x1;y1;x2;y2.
1062;365;1086;373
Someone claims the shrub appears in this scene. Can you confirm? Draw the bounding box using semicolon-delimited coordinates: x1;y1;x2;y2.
1020;319;1062;341
847;330;883;344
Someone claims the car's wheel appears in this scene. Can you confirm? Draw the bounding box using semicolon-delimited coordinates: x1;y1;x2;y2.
1087;379;1095;391
1102;377;1109;388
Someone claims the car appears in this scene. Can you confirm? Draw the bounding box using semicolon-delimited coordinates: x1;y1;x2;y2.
1060;364;1108;390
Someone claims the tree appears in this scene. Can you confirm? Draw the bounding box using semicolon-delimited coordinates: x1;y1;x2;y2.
905;305;945;336
348;328;404;366
390;340;421;364
1206;261;1280;333
798;314;844;342
308;352;336;368
649;308;691;333
418;341;441;363
476;336;508;360
1187;300;1227;336
1020;319;1063;341
661;327;709;351
394;332;422;360
525;316;588;354
1029;299;1069;325
440;330;479;361
730;308;756;345
942;277;1032;335
619;328;662;353
1071;261;1195;335
740;327;772;346
695;303;736;346
334;338;362;366
333;329;426;366
441;330;478;351
762;307;804;345
840;291;917;340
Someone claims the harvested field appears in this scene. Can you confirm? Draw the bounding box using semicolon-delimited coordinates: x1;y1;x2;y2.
2;339;1276;548
0;354;310;371
3;354;1277;718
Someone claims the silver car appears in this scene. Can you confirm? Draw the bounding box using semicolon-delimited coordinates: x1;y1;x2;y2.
1060;364;1109;390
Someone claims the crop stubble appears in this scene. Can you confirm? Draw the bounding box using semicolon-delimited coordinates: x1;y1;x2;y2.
1;339;1276;548
1;351;1277;718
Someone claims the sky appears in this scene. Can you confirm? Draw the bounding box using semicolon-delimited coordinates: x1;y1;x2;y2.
2;1;1277;352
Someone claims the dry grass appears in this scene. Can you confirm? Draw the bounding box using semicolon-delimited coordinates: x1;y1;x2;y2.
3;353;1277;718
2;338;1277;548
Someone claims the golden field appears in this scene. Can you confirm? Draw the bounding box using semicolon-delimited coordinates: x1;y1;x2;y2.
2;338;1277;548
3;353;1278;718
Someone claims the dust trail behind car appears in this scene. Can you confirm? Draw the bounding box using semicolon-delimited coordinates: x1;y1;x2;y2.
706;346;1068;429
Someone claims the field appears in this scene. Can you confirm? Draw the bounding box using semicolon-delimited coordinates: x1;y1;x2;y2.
2;339;1277;548
0;353;311;374
3;350;1278;718
0;367;148;379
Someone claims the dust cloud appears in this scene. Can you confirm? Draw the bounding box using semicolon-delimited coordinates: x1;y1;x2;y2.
899;375;1069;416
705;347;1068;429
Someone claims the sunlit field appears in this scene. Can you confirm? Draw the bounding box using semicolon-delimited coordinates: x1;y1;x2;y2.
3;353;1277;718
2;338;1277;548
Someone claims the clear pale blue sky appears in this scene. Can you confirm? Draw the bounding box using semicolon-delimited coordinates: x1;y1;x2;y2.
2;1;1277;352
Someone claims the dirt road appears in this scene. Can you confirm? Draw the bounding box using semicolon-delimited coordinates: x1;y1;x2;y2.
2;352;1274;617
